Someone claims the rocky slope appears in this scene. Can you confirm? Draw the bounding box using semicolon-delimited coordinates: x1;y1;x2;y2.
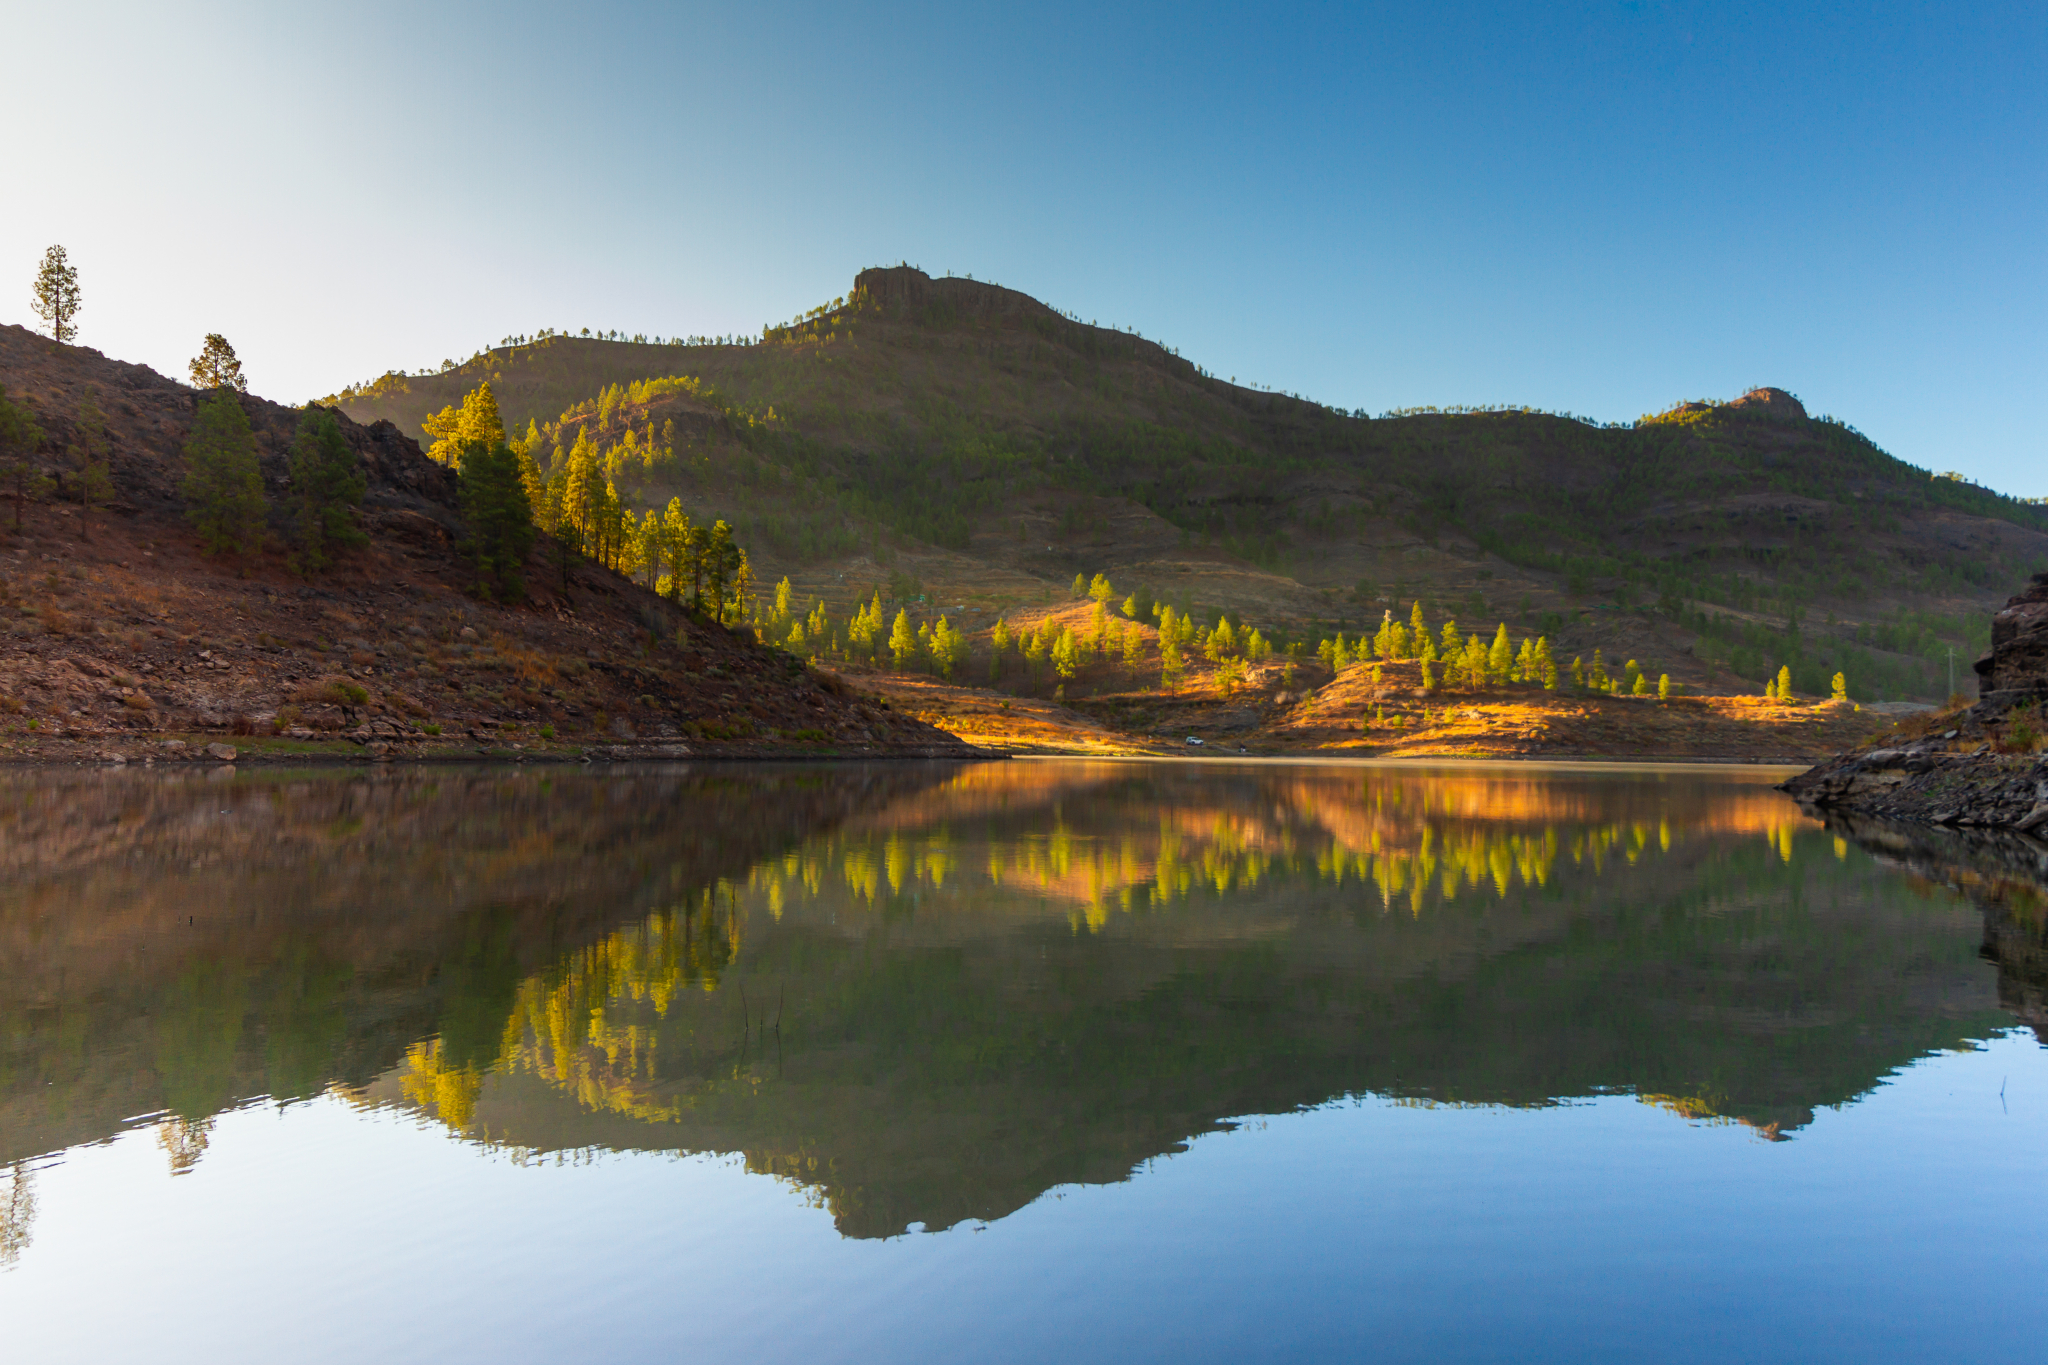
0;324;976;763
1785;571;2048;826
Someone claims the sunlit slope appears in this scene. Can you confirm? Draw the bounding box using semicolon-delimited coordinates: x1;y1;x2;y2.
331;268;2048;699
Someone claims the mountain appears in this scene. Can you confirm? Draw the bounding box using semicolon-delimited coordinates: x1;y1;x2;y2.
329;267;2048;702
0;323;969;760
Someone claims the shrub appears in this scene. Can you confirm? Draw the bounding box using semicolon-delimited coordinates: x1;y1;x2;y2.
538;723;556;739
422;722;443;736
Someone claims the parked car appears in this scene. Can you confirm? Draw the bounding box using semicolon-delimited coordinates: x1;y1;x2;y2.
1185;736;1204;746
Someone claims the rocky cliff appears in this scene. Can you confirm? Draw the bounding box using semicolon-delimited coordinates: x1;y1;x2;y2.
1785;569;2048;827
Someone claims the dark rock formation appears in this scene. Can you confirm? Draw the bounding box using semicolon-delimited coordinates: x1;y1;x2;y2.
1786;568;2048;829
1974;570;2048;698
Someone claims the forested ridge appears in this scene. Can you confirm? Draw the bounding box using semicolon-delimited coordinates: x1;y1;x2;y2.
332;267;2048;701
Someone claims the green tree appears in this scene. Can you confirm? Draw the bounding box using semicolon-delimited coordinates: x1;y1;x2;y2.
181;391;266;559
66;385;114;540
1831;671;1849;703
888;609;918;669
31;246;81;343
0;385;48;532
458;439;534;600
188;334;247;391
1776;664;1794;700
285;408;366;576
1535;638;1556;689
1658;673;1673;700
1488;624;1512;683
1070;573;1087;599
1160;637;1185;692
1123;618;1146;667
1052;627;1079;681
424;383;506;467
1088;573;1114;604
1409;600;1428;649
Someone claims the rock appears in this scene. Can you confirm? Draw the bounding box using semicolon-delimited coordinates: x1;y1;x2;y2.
367;742;392;760
1972;570;2048;696
459;626;478;641
1724;387;1808;423
161;739;187;752
204;742;237;761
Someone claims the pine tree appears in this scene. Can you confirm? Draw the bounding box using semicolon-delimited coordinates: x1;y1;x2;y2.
1052;627;1079;680
1571;655;1586;689
1160;637;1185;692
424;383;506;467
1831;671;1849;703
1488;624;1512;683
0;385;48;532
1123;618;1146;667
1088;573;1114;604
1776;664;1793;700
1632;671;1650;695
31;246;81;343
1658;673;1673;700
1409;600;1427;649
458;439;536;601
180;391;266;559
188;334;247;392
1515;637;1534;683
285;408;366;576
1536;638;1557;689
66;385;114;540
1070;572;1087;599
1246;628;1269;663
888;609;917;669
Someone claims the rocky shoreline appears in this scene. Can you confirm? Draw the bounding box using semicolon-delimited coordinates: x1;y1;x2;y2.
1785;570;2048;830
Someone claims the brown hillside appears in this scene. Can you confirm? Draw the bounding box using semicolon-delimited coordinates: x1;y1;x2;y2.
0;325;973;763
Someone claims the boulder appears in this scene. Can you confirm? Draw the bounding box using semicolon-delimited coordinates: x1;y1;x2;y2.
205;742;237;761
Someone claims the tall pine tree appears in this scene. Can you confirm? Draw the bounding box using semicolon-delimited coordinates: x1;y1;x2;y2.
181;392;266;559
285;408;366;576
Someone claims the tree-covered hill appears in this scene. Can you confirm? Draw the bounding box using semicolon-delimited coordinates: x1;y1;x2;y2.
330;267;2048;700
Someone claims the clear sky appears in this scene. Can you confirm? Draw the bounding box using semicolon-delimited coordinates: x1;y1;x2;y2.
3;1;2041;495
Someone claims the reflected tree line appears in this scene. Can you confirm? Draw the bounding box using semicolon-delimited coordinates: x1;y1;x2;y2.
2;761;2044;1257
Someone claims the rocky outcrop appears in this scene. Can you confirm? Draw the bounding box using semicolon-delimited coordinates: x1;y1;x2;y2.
1974;570;2048;698
852;265;1057;324
1786;569;2048;828
1725;387;1808;422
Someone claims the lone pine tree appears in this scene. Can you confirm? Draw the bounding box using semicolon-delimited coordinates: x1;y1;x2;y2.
188;334;248;392
31;246;81;343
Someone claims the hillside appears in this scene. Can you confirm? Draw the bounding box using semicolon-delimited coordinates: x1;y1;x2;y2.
0;324;971;761
330;266;2048;705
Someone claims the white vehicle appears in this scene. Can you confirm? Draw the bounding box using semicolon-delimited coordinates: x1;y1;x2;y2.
1185;736;1204;747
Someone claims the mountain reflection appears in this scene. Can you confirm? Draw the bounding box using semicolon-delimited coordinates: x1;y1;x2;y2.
2;760;2039;1244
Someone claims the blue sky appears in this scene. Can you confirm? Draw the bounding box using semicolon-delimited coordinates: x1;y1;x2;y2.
3;1;2041;494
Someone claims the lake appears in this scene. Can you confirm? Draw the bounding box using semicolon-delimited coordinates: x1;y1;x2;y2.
2;759;2044;1363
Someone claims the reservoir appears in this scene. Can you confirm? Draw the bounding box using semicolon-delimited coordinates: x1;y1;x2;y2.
2;760;2043;1363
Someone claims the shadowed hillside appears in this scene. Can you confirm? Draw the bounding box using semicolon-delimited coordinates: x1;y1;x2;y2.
331;267;2048;703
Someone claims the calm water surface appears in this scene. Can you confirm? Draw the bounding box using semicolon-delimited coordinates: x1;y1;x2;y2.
2;759;2045;1363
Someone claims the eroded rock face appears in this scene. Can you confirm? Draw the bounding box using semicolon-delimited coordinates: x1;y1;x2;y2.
1724;387;1808;422
1974;570;2048;697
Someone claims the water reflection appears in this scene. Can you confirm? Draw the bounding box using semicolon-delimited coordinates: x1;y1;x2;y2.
1;760;2040;1248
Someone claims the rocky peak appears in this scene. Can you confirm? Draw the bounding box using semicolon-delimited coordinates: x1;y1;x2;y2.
852;266;1056;324
1725;387;1808;422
